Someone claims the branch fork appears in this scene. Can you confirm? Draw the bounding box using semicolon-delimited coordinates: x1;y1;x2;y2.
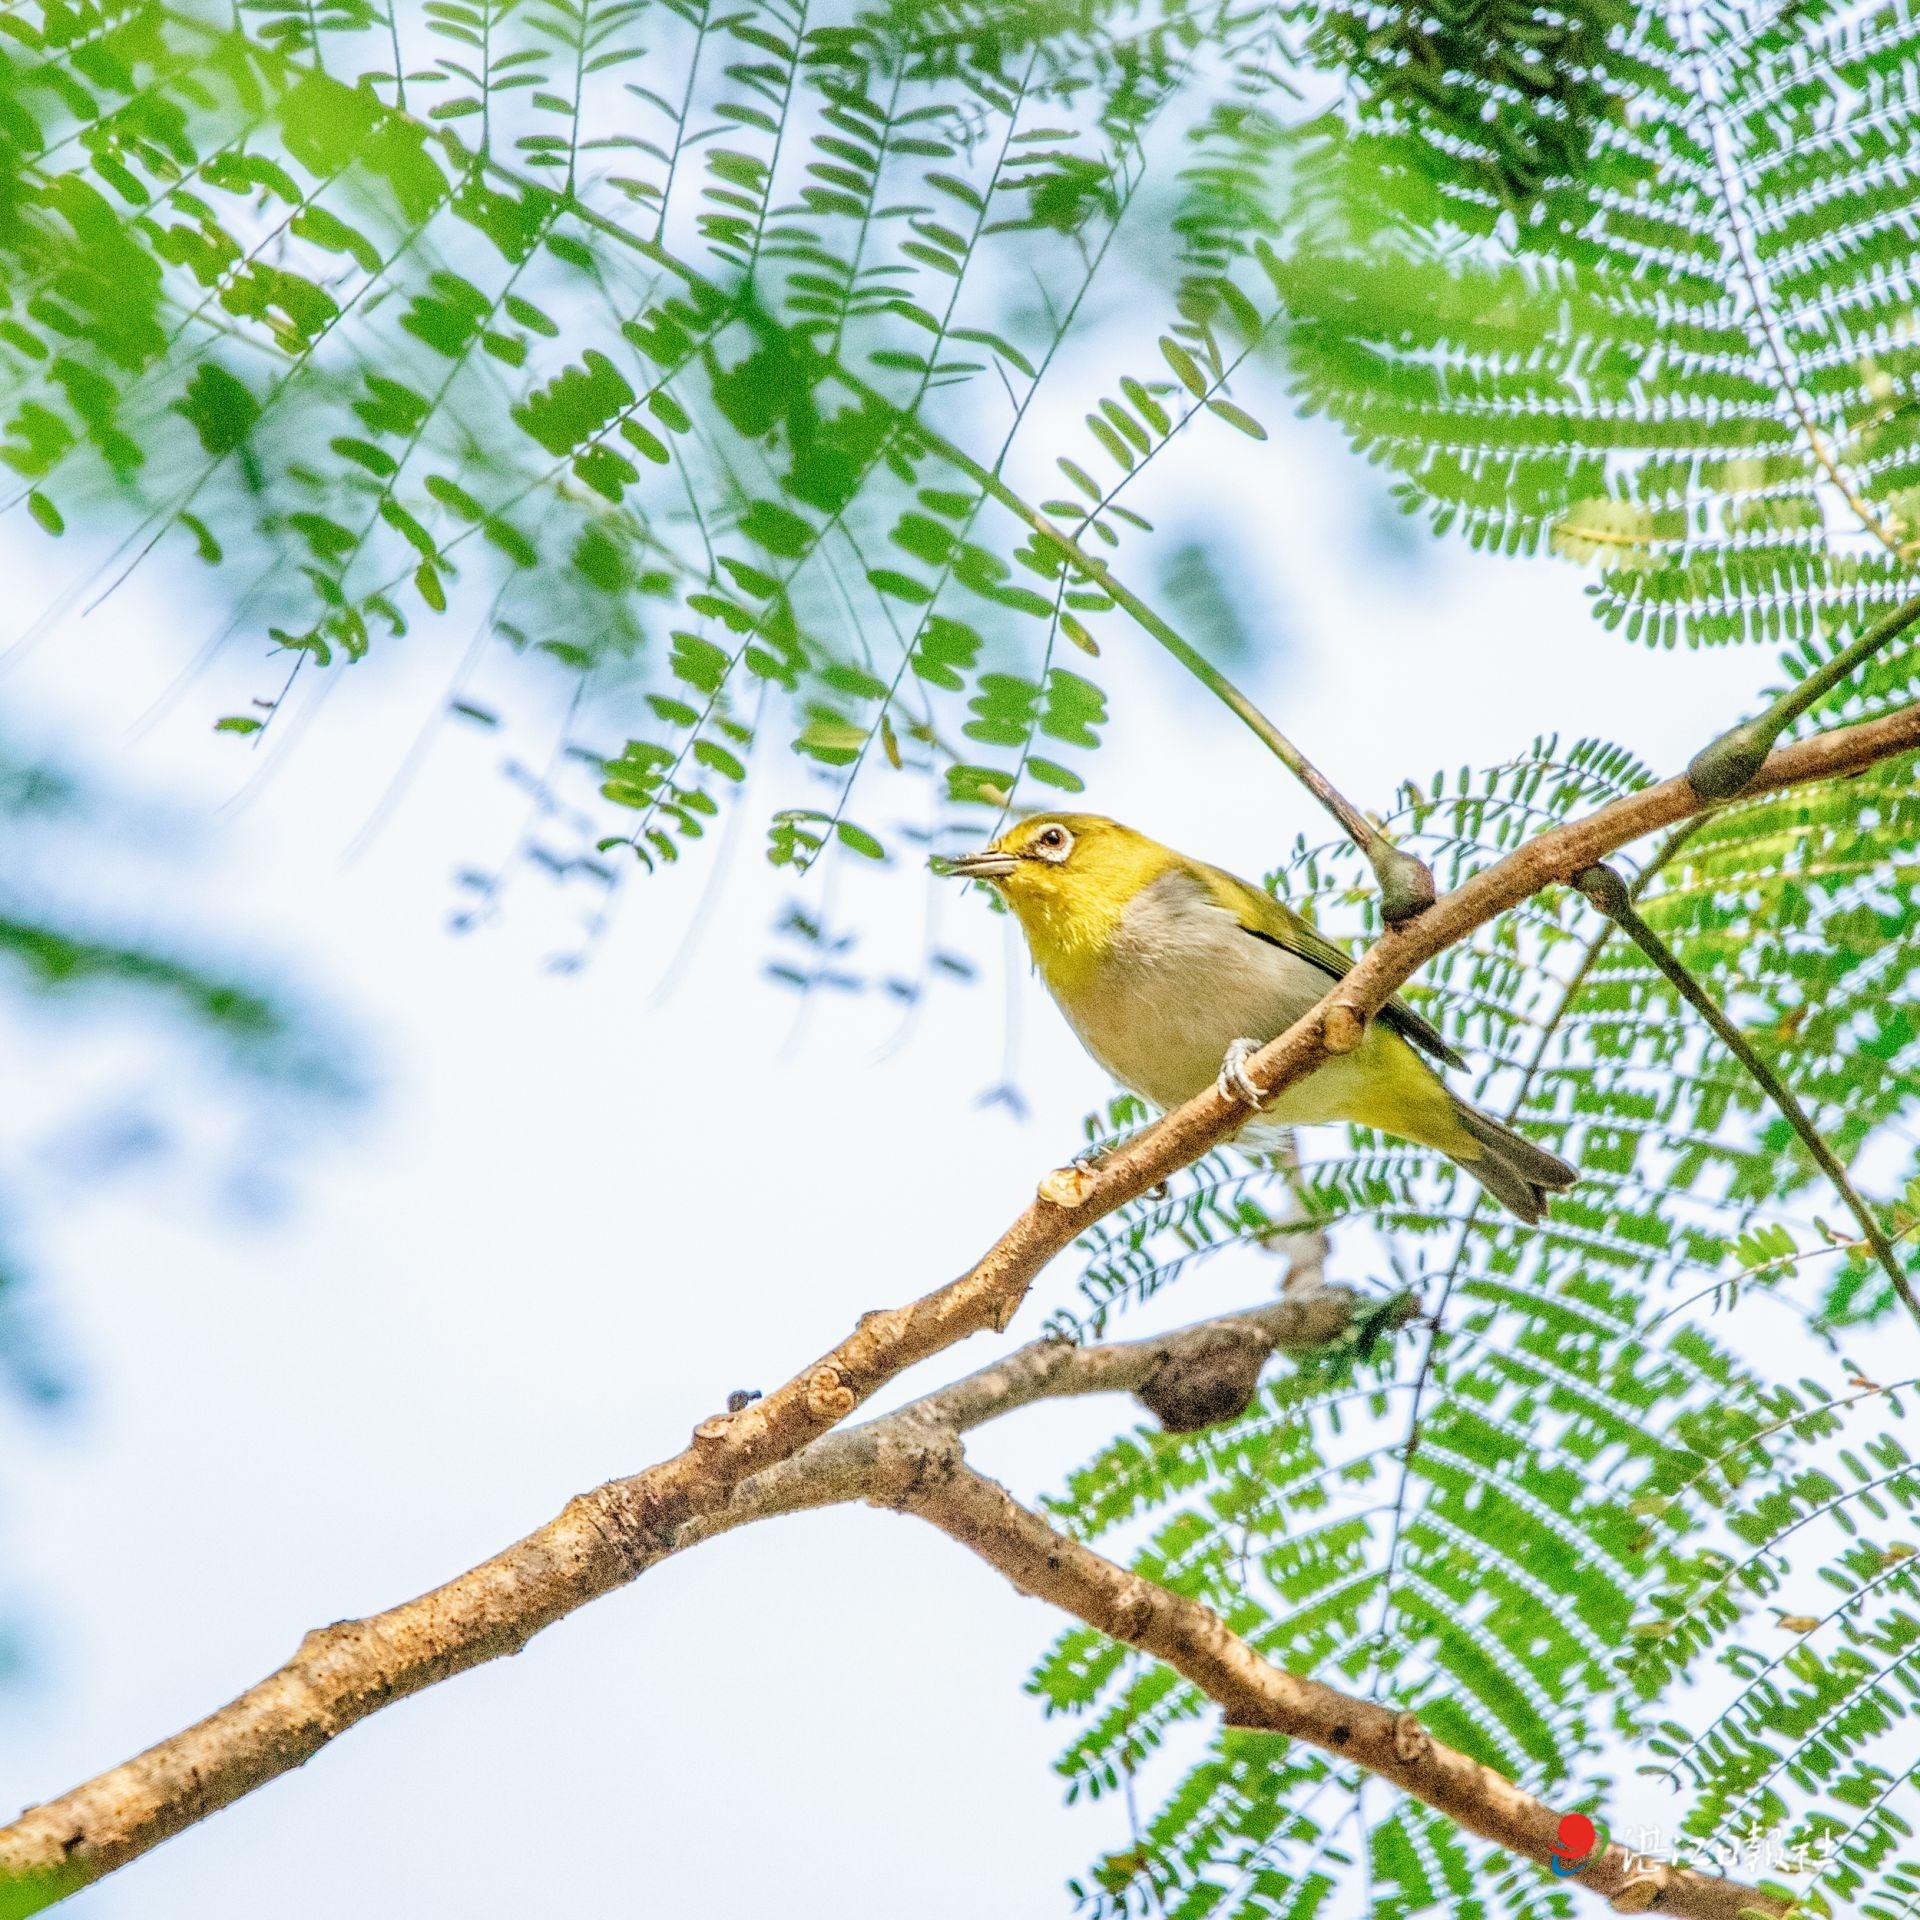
1687;594;1920;800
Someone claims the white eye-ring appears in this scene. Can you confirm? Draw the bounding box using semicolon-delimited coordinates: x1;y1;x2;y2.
1032;824;1074;863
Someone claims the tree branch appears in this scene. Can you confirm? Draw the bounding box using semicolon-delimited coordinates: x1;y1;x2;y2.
681;1266;1379;1551
1687;594;1920;799
3;700;1915;1907
881;1453;1790;1920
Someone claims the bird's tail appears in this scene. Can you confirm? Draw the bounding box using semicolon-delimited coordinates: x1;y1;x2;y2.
1450;1101;1577;1224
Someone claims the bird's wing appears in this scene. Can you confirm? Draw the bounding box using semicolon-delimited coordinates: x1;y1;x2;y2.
1197;862;1466;1070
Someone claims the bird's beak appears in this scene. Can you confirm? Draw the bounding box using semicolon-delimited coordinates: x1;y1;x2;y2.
937;847;1018;881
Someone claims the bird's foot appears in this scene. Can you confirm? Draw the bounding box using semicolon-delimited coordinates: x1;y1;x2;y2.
1217;1036;1267;1109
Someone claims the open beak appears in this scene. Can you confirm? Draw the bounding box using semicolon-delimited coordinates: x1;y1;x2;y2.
937;847;1018;881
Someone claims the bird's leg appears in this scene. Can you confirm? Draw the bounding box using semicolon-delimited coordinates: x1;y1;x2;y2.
1217;1036;1268;1109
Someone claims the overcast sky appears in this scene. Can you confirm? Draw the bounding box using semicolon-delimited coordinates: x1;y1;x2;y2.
0;395;1769;1917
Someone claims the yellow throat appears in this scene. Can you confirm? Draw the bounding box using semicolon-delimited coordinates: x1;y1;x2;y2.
970;814;1181;997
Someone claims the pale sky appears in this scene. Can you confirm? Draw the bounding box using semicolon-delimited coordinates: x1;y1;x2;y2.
0;400;1770;1917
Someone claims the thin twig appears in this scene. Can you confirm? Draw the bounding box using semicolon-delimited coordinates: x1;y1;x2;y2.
1572;861;1920;1330
841;380;1438;924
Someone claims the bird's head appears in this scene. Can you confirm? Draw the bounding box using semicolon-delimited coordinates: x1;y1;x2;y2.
940;814;1177;985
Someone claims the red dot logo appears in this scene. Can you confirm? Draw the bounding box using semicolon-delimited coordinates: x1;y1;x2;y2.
1550;1813;1599;1877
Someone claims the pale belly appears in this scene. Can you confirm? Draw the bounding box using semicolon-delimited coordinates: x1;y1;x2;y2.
1045;873;1457;1150
1050;880;1332;1110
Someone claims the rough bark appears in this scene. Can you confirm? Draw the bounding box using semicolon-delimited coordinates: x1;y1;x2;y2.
887;1457;1786;1920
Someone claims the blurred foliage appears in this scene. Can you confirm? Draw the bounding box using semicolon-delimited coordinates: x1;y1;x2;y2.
0;729;345;1407
3;0;1920;1914
1159;538;1264;666
0;726;344;1684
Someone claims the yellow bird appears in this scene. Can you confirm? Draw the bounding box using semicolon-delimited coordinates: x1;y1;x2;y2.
943;812;1575;1222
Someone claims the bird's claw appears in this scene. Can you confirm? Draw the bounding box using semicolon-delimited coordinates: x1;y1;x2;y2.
1218;1036;1266;1109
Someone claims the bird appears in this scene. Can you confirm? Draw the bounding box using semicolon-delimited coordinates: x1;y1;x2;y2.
941;812;1575;1222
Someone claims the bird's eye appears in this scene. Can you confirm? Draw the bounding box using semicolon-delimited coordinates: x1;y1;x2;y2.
1034;825;1073;861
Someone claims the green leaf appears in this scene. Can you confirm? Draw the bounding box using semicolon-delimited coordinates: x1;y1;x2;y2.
867;567;933;604
739;499;814;556
512;350;636;457
835;821;884;859
670;631;730;694
794;714;866;764
175;363;258;456
1160;336;1208;397
619;418;671;465
380;501;437;559
912;614;981;691
179;513;222;565
1025;757;1084;793
424;475;485;522
1205;397;1266;441
951;327;1036;377
1057;458;1101;501
694;739;746;782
